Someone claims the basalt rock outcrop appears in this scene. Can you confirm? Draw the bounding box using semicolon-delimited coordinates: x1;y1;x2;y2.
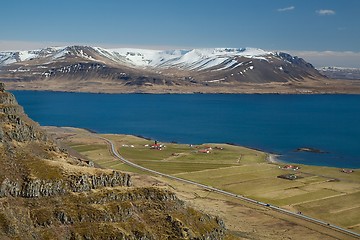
0;187;226;239
0;171;131;198
0;83;228;239
0;84;46;143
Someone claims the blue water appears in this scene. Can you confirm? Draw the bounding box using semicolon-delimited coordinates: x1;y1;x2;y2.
11;91;360;168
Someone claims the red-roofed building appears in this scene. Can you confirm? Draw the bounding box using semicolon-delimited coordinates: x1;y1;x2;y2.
150;144;163;150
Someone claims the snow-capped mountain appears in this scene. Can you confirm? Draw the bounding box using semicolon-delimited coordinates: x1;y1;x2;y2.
0;46;272;71
0;45;326;93
0;46;100;66
317;67;360;80
96;47;272;70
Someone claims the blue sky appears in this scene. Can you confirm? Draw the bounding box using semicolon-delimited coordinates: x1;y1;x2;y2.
1;0;359;67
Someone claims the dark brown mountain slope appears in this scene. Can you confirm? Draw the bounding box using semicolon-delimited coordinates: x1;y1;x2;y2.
3;45;358;94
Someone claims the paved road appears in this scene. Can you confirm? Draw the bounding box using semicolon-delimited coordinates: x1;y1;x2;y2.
100;136;360;239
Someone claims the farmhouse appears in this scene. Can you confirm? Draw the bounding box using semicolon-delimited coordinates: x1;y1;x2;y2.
341;169;354;173
282;165;300;170
149;140;165;150
199;149;211;154
198;146;212;154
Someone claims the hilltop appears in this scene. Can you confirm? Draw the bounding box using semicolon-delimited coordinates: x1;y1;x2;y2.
0;82;228;239
1;45;359;94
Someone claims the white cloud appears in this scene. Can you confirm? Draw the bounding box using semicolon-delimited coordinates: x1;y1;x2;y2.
0;40;72;51
316;9;336;16
277;6;295;12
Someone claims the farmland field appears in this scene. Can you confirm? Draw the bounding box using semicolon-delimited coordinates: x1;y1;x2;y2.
49;127;360;234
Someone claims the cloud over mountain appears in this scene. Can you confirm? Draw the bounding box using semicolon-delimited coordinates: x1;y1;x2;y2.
316;9;336;16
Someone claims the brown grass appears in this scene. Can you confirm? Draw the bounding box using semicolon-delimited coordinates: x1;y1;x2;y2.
45;126;360;239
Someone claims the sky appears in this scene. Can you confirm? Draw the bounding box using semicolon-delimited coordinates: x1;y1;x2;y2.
1;0;359;67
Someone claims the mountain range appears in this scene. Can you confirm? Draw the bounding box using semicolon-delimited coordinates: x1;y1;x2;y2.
1;45;359;93
318;67;360;80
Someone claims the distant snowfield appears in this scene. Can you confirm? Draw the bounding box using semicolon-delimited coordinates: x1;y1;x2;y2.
102;47;271;70
0;46;272;71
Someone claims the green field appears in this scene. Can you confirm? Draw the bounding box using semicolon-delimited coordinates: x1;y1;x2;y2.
65;133;360;232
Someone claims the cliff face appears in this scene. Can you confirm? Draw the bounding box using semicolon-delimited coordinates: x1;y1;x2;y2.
0;171;132;198
0;187;226;240
0;88;46;143
0;83;227;239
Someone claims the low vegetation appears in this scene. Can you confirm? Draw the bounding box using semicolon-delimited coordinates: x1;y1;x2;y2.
62;131;360;234
0;88;230;239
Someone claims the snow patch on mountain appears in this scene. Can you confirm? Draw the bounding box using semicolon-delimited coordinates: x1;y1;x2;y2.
105;48;188;67
18;51;38;61
101;47;270;71
0;46;272;71
0;52;17;66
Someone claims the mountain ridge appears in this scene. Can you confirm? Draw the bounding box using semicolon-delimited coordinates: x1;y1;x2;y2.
318;66;360;80
0;46;316;75
0;46;274;70
1;45;360;94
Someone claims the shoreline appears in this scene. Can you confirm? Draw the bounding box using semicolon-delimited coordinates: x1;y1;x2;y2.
46;126;360;237
67;127;358;170
8;88;360;95
266;153;282;164
4;78;360;95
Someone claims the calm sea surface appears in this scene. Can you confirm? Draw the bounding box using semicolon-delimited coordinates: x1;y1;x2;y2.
11;91;360;168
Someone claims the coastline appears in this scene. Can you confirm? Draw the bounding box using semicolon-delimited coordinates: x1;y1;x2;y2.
44;128;360;236
46;125;360;169
9;88;360;96
99;132;359;169
4;78;360;95
76;128;298;169
266;153;282;164
12;89;359;169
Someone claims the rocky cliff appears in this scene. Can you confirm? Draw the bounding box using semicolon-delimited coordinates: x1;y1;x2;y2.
0;83;46;143
0;171;131;198
0;83;228;239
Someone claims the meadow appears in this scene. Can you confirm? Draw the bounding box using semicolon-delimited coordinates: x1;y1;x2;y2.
63;130;360;233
